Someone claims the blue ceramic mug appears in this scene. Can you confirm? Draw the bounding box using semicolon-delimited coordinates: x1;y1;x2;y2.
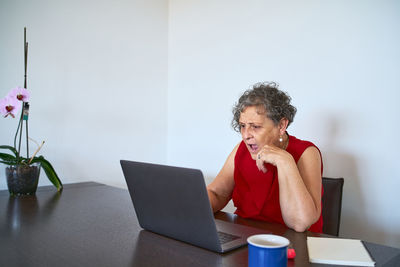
247;234;290;267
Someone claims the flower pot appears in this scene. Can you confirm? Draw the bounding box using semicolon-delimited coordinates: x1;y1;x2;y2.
5;162;41;196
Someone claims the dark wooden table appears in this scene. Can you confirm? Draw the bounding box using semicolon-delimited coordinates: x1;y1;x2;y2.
1;182;399;266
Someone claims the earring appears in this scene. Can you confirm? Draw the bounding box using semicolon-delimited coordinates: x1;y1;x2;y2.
279;135;283;142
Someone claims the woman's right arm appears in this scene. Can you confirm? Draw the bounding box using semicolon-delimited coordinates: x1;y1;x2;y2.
206;143;239;213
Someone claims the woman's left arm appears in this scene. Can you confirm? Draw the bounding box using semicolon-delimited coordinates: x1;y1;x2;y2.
256;145;322;232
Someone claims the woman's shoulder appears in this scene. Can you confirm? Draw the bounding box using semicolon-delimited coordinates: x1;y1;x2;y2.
287;134;319;163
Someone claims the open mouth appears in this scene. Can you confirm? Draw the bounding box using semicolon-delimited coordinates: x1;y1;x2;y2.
247;143;259;154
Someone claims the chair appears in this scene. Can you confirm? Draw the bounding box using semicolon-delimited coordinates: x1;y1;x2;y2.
321;177;344;236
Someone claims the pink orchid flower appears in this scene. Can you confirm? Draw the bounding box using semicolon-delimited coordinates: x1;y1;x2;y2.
0;96;21;118
8;86;30;102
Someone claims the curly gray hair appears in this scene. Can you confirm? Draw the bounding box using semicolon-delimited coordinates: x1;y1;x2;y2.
232;82;297;132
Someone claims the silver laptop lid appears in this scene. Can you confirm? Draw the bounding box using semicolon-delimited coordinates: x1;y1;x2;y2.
120;160;223;252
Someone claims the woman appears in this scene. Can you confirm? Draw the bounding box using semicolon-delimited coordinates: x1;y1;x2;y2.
207;82;323;233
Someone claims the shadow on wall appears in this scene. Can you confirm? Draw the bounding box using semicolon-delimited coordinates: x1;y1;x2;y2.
320;115;361;238
320;115;389;245
324;146;398;247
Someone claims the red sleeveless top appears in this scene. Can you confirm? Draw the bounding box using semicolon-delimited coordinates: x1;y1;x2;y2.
232;134;323;233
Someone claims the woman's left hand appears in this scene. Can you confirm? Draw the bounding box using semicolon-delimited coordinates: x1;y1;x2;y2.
255;144;294;173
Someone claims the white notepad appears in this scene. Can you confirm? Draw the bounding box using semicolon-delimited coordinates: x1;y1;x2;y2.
307;237;375;266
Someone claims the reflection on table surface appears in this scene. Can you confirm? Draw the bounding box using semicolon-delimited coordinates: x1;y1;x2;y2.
0;182;399;267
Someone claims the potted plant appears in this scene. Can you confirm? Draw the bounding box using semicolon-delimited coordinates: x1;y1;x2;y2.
0;28;62;196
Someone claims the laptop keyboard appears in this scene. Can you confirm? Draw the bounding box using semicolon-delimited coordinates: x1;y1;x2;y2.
217;231;240;244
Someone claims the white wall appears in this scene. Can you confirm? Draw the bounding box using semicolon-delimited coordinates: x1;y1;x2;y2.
1;0;399;249
0;0;169;188
168;1;400;248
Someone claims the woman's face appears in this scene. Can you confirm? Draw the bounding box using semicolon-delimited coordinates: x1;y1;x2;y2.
239;106;282;160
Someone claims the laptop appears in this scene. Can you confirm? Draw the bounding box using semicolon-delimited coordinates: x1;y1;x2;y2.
120;160;267;253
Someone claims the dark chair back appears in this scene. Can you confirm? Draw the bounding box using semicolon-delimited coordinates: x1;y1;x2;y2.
321;177;344;236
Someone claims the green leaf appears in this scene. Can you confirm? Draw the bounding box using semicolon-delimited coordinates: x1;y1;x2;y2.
31;156;63;191
0;145;18;156
0;153;18;165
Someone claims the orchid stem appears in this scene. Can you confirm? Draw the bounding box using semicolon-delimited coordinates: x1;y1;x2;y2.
26;120;29;158
24;28;29;159
13;112;22;158
17;106;23;158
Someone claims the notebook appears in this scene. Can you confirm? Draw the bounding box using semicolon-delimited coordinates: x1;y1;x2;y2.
307;237;375;266
120;160;266;253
